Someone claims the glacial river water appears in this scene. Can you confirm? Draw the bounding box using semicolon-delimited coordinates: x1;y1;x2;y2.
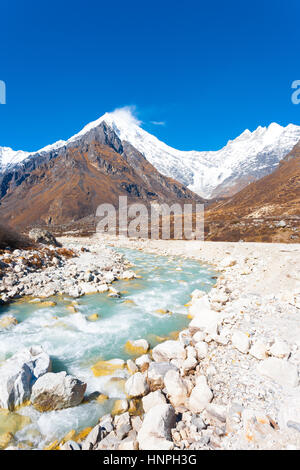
0;248;216;449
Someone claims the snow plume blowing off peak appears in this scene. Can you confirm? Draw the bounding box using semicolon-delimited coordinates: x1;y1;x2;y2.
105;106;142;127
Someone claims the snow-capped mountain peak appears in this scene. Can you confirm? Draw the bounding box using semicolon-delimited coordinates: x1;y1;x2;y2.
1;109;300;199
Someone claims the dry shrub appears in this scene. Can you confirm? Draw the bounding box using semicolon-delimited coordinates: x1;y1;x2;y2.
56;247;76;258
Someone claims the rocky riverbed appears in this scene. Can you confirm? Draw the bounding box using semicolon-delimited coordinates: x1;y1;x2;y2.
0;237;134;304
1;235;300;450
56;236;300;451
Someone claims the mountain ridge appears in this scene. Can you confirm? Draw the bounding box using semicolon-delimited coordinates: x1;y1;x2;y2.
0;121;204;230
1;110;300;199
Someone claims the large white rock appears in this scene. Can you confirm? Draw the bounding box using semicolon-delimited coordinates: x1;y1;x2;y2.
188;298;219;335
231;331;250;354
137;404;176;450
121;271;136;280
194;341;208;360
31;371;86;411
135;354;151;370
269;340;290;359
0;346;51;410
257;358;298;388
142;390;166;413
187;375;213;413
152;340;186;362
147;362;178;390
163;369;188;407
220;256;237;268
125;372;149;398
249;340;268;360
190;289;206;300
188;296;210;319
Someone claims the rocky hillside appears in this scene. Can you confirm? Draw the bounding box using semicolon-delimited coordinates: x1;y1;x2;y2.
204;140;300;242
0;122;204;230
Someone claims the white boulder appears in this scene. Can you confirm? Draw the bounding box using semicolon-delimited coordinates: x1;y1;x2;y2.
152;340;186;362
147;362;178;390
257;358;298;388
31;371;86;411
220;256;237;268
249;340;268;360
137;404;176;450
269;340;290;359
188;298;219;335
163;369;188;407
187;375;213;413
0;346;51;410
125;372;149;398
231;331;250;354
142;390;166;413
194;341;208;359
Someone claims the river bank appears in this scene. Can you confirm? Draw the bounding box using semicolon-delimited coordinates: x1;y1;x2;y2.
0;238;133;304
0;240;216;450
56;235;300;450
1;235;300;450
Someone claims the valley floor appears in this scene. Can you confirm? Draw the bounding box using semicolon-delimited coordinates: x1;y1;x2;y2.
1;235;300;450
82;235;300;450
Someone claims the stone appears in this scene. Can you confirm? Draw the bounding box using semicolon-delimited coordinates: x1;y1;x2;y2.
231;331;250;354
131;416;143;432
31;371;86;411
127;359;138;374
87;313;99;321
152;340;186;362
206;403;227;423
182;355;197;373
194;341;208;359
257;358;298;387
28;229;61;247
0;346;51;410
192;331;205;343
269;340;290;359
0;315;18;329
114;412;131;440
187;376;213;413
121;271;136;280
188;299;219;335
164;369;188;407
190;289;206;300
81;424;105;450
220;256;237;268
135;354;151;370
191;415;206;431
178;329;192;346
147;362;178;390
249;340;268;360
91;358;125;377
111;399;129;415
99;414;113;434
142;390;167;413
125;339;149;356
94;431;121;450
137;404;176;450
118;436;138;450
97;284;109;293
125;372;149;398
277;220;286;228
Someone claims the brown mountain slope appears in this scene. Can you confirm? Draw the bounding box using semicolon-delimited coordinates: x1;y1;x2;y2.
204;141;300;242
0;122;204;231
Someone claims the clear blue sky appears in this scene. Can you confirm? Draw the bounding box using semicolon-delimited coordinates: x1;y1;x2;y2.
1;0;300;152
